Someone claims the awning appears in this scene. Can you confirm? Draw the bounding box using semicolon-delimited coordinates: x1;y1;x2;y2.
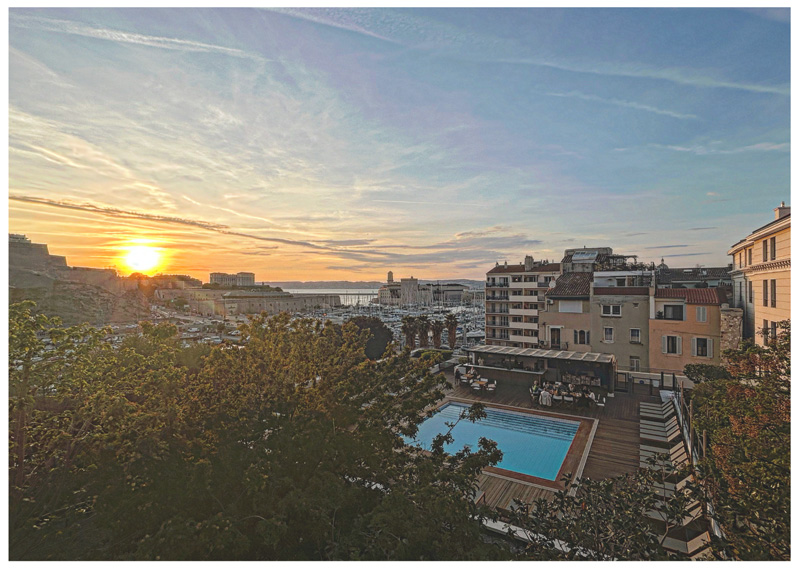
466;344;615;365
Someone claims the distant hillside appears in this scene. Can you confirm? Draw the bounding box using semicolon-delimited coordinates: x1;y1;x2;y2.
264;279;484;289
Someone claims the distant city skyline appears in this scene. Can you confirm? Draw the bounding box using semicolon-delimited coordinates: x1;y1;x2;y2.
9;8;790;281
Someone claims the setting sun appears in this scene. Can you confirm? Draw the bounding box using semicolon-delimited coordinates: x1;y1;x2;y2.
124;246;161;273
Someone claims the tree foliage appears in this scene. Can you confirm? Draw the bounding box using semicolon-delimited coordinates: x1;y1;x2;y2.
444;313;458;349
346;316;393;360
688;321;790;560
9;303;505;561
511;466;693;561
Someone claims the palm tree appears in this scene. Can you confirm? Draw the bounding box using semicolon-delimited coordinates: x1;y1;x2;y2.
401;315;416;349
431;319;445;349
444;313;458;349
416;315;430;348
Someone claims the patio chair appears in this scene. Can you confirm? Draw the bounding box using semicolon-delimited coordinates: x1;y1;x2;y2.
640;400;675;413
552;393;563;406
595;397;606;409
640;416;679;429
640;428;682;446
486;381;497;393
563;394;574;405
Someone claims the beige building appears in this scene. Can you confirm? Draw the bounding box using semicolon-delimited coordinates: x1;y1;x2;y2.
539;272;593;352
728;203;790;342
485;256;561;348
590;276;652;373
649;288;742;374
209;272;256;287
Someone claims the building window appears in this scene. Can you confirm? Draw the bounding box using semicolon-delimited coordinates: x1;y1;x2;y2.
748;281;753;304
748;249;752;265
574;330;590;345
630;328;641;343
770;279;777;307
770;321;777;339
696;306;707;323
630;356;641;372
763;280;768;307
738;282;743;306
663;335;682;355
770;236;776;260
693;337;712;358
601;304;621;317
763;240;768;261
663;304;684;320
763;319;769;345
604;327;614;343
616;278;626;287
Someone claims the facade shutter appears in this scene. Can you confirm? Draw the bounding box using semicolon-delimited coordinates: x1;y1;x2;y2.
661;335;667;354
677;337;682;355
708;339;713;358
586;331;590;345
691;338;697;356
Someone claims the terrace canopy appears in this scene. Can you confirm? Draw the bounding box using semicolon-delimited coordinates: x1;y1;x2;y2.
464;345;616;391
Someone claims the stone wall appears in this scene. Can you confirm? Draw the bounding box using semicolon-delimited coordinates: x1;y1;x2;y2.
720;306;744;353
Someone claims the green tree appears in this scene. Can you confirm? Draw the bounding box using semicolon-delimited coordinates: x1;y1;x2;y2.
416;315;430;348
347;316;393;360
689;322;790;560
444;313;458;349
9;304;505;561
511;465;693;560
430;319;445;349
401;315;416;349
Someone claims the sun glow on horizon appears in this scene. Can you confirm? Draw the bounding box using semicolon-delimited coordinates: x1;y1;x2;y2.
122;245;162;274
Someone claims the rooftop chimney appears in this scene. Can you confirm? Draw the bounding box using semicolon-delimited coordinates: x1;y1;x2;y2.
775;201;790;220
524;255;534;270
504;260;507;268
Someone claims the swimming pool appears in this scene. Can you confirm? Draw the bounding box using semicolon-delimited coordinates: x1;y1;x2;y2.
405;402;580;481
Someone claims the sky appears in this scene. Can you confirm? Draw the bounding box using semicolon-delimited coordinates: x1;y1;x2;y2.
8;8;791;282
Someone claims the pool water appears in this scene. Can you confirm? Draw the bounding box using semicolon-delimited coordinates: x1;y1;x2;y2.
404;402;579;481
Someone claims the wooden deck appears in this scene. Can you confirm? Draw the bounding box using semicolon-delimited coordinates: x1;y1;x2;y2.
443;371;660;510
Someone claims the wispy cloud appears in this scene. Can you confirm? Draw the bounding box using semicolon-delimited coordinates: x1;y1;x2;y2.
662;252;709;258
688;227;716;231
655;141;789;155
545;90;698;120
645;244;688;249
10;13;264;61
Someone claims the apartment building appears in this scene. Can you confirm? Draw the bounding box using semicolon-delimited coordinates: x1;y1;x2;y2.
539;272;593;352
485;256;560;347
648;288;742;374
728;202;791;342
590;271;653;373
655;264;733;289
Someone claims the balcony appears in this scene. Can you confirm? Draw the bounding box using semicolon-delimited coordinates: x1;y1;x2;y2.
487;295;509;301
485;282;509;288
486;308;509;315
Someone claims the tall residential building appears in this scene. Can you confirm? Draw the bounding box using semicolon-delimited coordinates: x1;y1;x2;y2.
728;203;791;342
485;256;561;347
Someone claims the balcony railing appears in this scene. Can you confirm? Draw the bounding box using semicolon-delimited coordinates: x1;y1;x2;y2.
488;295;509;301
485;282;509;288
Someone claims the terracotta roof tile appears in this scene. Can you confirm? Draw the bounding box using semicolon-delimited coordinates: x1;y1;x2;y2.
546;272;592;298
656;266;732;284
654;287;727;305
